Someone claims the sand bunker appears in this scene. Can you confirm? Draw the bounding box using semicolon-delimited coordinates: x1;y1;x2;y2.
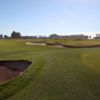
0;60;31;84
26;42;46;46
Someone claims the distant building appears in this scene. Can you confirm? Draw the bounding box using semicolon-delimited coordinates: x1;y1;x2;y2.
49;34;88;39
68;34;88;40
22;36;37;39
96;34;100;37
94;34;100;39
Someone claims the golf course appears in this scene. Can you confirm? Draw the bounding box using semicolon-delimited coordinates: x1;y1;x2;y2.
0;39;100;100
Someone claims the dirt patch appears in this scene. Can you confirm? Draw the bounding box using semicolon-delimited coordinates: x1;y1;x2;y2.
0;60;31;84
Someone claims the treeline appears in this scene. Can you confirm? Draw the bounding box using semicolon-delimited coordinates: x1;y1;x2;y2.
0;31;89;39
0;31;38;39
0;31;51;39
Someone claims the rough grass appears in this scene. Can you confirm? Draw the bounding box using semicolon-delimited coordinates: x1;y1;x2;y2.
0;39;99;100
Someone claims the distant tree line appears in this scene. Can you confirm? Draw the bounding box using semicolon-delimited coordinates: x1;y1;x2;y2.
0;31;21;39
0;31;37;39
0;31;48;39
0;31;90;39
0;34;9;39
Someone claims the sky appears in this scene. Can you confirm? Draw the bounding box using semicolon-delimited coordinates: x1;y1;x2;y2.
0;0;100;37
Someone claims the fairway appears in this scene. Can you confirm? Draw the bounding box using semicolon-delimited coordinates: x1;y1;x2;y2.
0;40;100;100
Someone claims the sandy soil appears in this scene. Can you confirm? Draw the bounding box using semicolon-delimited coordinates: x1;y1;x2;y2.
0;66;20;83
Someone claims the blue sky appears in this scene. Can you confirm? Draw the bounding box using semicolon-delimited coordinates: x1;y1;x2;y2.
0;0;100;37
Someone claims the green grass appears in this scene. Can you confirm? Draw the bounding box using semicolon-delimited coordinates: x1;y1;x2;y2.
82;50;100;73
0;39;100;100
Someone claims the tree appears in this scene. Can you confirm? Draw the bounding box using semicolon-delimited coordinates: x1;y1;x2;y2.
0;34;3;39
49;34;58;39
4;35;9;39
11;31;21;38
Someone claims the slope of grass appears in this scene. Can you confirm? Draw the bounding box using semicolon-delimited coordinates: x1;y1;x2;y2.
0;39;99;100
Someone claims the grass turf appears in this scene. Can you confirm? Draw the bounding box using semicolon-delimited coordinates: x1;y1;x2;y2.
0;39;99;100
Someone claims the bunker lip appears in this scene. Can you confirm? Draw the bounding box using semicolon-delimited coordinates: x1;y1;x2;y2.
46;43;100;48
0;60;31;84
26;42;100;48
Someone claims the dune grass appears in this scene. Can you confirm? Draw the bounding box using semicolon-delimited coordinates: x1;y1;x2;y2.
0;39;99;100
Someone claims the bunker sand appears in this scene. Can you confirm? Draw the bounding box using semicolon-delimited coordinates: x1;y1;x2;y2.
0;60;31;84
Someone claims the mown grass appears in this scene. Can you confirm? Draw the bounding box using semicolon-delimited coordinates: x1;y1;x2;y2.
0;39;99;100
82;49;100;73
